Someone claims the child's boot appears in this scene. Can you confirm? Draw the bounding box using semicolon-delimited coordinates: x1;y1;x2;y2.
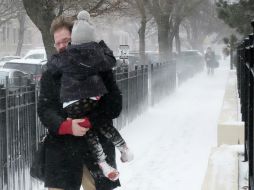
119;144;134;163
98;161;119;181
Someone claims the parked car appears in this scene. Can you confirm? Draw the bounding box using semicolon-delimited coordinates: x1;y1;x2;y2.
0;68;29;89
2;59;47;81
23;48;47;61
176;50;205;72
0;56;21;67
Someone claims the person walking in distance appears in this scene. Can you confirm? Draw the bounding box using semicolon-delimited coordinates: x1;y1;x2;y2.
205;47;217;75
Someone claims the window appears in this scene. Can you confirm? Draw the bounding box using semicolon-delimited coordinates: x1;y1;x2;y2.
0;71;9;84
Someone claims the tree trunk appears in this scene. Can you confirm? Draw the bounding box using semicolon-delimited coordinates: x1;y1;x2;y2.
168;33;174;53
175;22;181;53
41;27;55;59
189;19;201;50
168;18;181;54
184;24;191;45
15;12;25;56
22;0;56;59
188;19;205;53
168;19;174;53
156;15;170;62
138;17;146;64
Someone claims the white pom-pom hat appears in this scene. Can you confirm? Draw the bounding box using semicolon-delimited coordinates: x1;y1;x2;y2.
71;10;96;45
77;10;90;21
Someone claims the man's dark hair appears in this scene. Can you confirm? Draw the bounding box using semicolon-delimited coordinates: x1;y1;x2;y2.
50;15;76;35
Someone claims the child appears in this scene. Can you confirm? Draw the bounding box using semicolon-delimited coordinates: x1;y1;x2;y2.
47;10;133;181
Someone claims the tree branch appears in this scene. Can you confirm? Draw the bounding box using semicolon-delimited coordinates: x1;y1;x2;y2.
89;0;106;12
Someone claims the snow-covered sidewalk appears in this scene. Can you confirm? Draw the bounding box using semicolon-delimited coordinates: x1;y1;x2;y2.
115;60;230;190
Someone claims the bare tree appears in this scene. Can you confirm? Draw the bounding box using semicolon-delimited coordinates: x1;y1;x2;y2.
123;0;149;63
184;0;222;52
145;0;174;60
0;0;23;26
0;0;27;55
15;11;26;55
144;0;203;58
22;0;55;58
169;0;203;53
22;0;125;58
135;0;147;63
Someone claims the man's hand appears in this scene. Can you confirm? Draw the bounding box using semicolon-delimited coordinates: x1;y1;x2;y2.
72;119;90;136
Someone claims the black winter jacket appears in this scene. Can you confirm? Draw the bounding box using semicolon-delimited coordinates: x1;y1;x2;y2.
47;40;116;102
37;69;122;189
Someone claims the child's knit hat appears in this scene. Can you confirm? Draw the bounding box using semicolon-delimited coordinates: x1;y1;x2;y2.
71;10;96;45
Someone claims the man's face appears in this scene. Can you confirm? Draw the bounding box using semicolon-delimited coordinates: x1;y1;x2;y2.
54;27;71;53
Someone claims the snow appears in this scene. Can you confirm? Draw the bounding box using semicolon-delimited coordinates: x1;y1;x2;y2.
115;59;230;190
209;145;243;190
239;151;248;189
201;145;247;190
220;121;244;126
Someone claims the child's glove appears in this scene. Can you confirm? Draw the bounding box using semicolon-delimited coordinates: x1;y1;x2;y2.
78;117;92;128
58;119;73;135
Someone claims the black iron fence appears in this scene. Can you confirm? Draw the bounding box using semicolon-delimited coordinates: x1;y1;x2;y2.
0;58;201;190
114;65;149;129
236;21;254;190
0;79;45;190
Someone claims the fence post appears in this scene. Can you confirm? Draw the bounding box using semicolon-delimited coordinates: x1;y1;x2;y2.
240;40;248;162
141;65;144;109
0;87;7;190
34;80;39;150
126;67;130;124
242;38;249;163
238;21;254;190
135;65;138;110
4;76;10;190
148;63;153;106
230;45;234;70
249;20;254;189
247;34;254;188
